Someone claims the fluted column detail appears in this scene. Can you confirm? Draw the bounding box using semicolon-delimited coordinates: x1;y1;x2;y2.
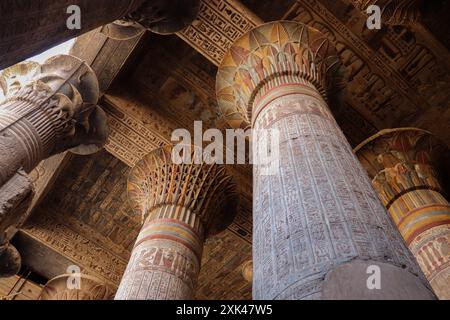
115;145;238;300
217;21;434;300
0;55;108;278
39;274;114;300
349;0;422;25
355;128;450;299
0;0;200;69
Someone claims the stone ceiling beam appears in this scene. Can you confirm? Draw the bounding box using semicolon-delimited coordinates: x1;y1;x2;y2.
39;274;114;300
176;0;263;66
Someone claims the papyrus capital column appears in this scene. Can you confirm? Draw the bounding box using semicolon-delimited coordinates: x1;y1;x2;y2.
0;55;108;278
39;274;114;300
355;128;450;299
217;21;434;300
115;145;238;300
349;0;423;25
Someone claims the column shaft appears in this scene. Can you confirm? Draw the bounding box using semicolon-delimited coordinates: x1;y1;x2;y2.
116;205;203;299
39;274;114;300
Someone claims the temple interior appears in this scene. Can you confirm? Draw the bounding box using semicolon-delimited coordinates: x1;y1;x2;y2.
0;0;449;300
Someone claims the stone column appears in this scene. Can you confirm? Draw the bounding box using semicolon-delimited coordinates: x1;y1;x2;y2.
115;145;238;300
0;0;200;70
349;0;422;25
216;21;435;300
355;128;450;299
0;55;108;278
39;274;114;300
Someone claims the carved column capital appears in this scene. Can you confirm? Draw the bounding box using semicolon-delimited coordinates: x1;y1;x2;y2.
356;129;450;299
39;274;114;300
350;0;422;25
128;144;238;237
355;128;448;206
216;21;343;129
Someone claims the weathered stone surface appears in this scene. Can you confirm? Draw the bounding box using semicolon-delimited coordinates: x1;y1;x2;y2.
0;55;108;277
322;260;435;300
0;55;108;184
127;0;200;35
217;21;434;300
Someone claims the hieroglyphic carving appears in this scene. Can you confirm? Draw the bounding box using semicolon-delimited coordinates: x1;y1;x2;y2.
196;230;252;300
177;0;262;66
21;153;72;227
